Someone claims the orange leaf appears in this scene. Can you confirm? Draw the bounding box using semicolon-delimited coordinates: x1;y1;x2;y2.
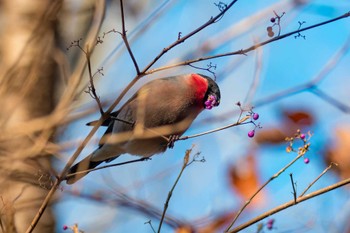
228;154;265;206
324;126;350;179
283;109;314;126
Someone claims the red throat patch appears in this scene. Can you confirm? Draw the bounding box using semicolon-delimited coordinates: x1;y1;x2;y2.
190;74;208;106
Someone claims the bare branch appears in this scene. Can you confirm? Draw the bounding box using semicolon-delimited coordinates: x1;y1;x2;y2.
299;162;338;197
119;0;140;74
179;115;251;141
86;45;104;115
144;220;156;233
229;176;350;232
65;157;151;180
146;11;350;74
157;148;193;233
244;41;263;104
289;173;297;203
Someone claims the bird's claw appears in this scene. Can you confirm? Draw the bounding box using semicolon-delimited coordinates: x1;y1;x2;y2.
167;135;180;149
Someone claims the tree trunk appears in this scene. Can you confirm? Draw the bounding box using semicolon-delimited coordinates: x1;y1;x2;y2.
0;1;62;232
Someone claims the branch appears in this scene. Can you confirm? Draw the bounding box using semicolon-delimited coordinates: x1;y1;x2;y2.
65;157;150;179
119;0;140;74
229;176;350;232
146;11;350;74
299;162;338;197
244;41;263;104
290;173;297;203
86;45;104;115
310;88;350;113
179;115;250;141
157;148;192;233
141;0;239;73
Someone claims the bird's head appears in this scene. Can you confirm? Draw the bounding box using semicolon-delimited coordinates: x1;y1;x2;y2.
199;74;221;110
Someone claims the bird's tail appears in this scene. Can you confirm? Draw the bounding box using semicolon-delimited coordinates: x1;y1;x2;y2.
66;152;103;185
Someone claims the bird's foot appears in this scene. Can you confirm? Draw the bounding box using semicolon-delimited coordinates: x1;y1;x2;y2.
167;135;180;149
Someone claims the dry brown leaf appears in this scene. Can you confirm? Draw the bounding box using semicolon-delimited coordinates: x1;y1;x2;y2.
324;126;350;179
198;212;235;233
228;154;265;206
283;109;314;126
254;128;287;144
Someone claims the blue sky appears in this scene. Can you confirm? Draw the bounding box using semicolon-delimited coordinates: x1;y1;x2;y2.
56;1;350;232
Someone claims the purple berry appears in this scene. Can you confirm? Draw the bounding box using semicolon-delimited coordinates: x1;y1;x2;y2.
270;17;276;23
300;133;306;140
248;130;255;138
304;158;310;164
63;225;68;231
267;26;273;31
252;113;259;120
267;223;273;230
204;100;211;106
266;219;275;230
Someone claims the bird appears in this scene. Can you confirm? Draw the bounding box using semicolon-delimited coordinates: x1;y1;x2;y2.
66;73;220;184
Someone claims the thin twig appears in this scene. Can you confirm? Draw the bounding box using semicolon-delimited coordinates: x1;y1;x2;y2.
68;188;188;229
119;0;140;74
179;115;251;141
157;148;192;233
144;220;156;233
98;0;176;71
229;176;350;232
244;41;263;105
309;88;350;113
299;162;338;197
65;157;150;179
290;173;297;203
86;45;104;115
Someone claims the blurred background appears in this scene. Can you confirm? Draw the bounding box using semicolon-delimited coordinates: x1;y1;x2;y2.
1;0;350;232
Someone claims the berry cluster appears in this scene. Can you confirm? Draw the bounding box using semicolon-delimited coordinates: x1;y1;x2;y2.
205;94;219;110
285;130;311;164
266;11;285;37
247;112;260;138
234;102;261;138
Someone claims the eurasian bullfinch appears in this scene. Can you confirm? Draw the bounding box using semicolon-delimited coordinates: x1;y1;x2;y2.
66;73;220;184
